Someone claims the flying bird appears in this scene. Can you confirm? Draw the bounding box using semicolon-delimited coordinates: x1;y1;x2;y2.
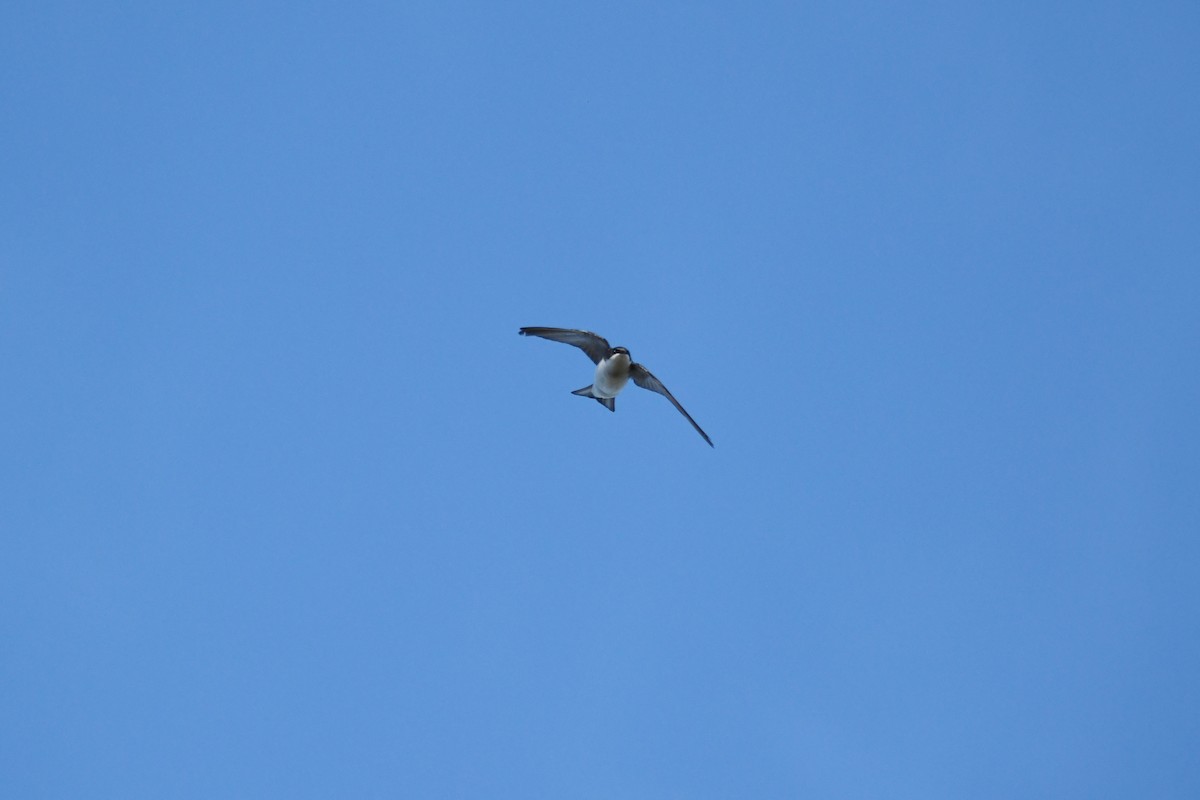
518;326;713;447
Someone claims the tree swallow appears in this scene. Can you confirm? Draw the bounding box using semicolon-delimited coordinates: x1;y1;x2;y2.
519;327;713;447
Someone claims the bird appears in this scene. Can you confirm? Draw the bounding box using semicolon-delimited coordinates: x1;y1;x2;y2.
518;326;713;447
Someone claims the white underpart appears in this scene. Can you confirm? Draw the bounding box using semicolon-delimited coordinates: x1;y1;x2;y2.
592;353;631;398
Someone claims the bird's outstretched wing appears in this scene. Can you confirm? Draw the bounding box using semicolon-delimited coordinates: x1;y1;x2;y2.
630;363;713;447
519;327;611;364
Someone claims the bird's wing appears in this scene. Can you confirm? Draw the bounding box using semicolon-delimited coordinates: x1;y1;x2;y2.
630;362;713;447
518;327;611;364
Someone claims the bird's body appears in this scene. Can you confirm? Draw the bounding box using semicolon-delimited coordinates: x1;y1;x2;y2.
591;350;631;398
519;327;713;447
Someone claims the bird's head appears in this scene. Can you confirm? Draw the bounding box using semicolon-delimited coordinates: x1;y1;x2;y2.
610;346;630;359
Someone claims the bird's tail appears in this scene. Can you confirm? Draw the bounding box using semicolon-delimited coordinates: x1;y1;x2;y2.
571;385;615;412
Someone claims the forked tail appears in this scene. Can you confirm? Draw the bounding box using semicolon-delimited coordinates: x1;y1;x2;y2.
571;385;615;412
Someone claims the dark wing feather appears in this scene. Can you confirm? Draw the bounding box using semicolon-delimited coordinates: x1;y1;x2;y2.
629;363;714;447
518;327;610;364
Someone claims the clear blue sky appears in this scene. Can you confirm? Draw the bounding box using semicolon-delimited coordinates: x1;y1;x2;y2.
3;2;1198;797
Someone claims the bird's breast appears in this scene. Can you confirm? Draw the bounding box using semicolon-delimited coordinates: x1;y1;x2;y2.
593;354;631;398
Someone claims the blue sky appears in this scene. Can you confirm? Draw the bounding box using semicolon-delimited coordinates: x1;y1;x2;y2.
2;2;1198;797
